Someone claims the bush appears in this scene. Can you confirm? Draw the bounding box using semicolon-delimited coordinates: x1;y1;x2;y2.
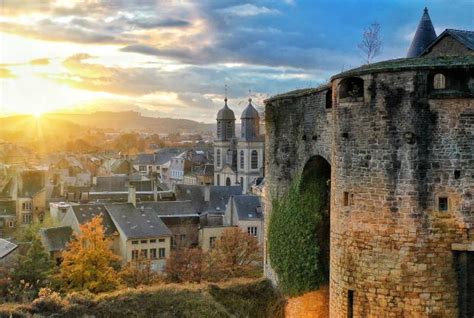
119;257;162;287
164;248;203;283
268;176;329;296
30;288;67;314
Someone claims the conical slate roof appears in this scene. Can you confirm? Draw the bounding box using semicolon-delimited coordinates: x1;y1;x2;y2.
241;98;259;119
407;7;437;58
216;99;235;120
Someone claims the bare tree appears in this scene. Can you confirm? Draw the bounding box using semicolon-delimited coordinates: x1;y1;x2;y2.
358;22;382;64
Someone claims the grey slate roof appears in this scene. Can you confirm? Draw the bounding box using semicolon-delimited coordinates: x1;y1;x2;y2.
154;148;186;165
208;186;242;213
94;175;128;192
133;154;158;165
174;184;207;212
39;226;72;252
19;170;45;197
216;101;236;120
0;239;17;259
106;203;172;239
240;99;259;119
407;7;437;58
137;201;198;217
233;195;263;221
70;204;117;236
421;29;474;55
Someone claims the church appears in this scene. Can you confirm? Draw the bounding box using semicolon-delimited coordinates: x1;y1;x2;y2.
213;96;264;193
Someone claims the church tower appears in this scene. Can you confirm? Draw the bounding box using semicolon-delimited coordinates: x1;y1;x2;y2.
407;7;437;57
237;97;264;193
214;97;237;186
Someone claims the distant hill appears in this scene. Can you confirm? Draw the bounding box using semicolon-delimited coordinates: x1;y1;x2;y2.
46;111;215;134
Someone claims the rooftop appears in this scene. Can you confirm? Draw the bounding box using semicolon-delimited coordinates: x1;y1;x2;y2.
39;226;73;252
233;195;263;221
0;239;17;259
70;204;117;236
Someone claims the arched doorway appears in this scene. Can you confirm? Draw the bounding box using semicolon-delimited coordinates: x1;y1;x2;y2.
226;177;231;186
301;155;331;282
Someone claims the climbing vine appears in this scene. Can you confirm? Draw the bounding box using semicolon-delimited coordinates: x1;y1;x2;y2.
268;175;329;296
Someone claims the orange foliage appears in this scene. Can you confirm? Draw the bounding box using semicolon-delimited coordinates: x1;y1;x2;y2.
164;248;203;283
57;215;120;293
285;285;329;318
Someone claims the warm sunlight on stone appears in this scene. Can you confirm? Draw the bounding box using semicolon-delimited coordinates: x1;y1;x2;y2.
285;286;329;318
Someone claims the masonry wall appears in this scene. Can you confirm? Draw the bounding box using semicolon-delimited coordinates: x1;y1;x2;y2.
264;88;333;280
264;66;474;316
423;35;474;57
330;69;473;317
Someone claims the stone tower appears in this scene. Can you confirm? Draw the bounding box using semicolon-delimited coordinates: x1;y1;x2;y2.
407;7;437;57
264;23;474;318
237;98;265;193
214;98;237;186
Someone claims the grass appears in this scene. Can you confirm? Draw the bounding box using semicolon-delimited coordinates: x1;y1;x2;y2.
0;278;285;318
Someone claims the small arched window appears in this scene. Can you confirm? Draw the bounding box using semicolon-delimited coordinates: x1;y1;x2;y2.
226;121;233;138
216;149;221;167
216;174;220;186
217;121;222;138
251;150;258;169
339;77;364;99
240;177;244;188
325;89;332;109
433;73;446;90
226;177;231;186
240;151;244;169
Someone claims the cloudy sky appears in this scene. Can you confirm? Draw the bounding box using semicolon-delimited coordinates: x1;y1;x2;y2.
0;0;472;122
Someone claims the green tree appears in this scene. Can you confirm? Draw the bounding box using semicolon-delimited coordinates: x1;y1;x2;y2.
268;176;329;296
12;236;54;293
57;215;120;293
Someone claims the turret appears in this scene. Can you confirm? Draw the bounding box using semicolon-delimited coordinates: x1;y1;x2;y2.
240;98;260;141
407;7;437;57
216;98;235;141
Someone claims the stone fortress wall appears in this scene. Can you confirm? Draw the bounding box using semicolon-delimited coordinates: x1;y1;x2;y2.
263;57;474;317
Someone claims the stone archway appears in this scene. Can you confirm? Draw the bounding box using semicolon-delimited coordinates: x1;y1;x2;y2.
226;177;231;186
301;155;331;282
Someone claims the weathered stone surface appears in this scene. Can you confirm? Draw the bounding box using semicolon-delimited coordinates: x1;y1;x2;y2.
264;60;474;317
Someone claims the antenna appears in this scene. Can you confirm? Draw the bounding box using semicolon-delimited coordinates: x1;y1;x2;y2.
224;85;228;105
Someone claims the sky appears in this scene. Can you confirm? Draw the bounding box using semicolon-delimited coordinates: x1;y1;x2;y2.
0;0;473;122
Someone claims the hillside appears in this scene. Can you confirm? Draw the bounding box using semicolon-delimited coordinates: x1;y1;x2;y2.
0;279;285;318
46;111;215;134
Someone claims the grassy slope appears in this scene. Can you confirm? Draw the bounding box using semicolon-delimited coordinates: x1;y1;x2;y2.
0;279;285;318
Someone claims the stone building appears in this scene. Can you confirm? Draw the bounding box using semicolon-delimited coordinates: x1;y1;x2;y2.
214;97;264;193
264;8;473;318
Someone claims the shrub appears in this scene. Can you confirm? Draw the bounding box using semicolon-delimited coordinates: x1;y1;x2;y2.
164;248;203;283
268;176;329;296
119;256;162;287
204;228;262;282
30;288;67;314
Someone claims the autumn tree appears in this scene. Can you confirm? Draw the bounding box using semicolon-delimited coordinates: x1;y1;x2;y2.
204;228;261;281
164;248;203;283
119;255;160;287
358;22;382;64
57;215;120;293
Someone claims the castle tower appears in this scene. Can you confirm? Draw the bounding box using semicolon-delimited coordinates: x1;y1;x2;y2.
407;7;437;57
237;97;264;193
214;97;237;186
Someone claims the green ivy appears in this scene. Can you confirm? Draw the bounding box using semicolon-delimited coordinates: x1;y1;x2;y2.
268;176;329;296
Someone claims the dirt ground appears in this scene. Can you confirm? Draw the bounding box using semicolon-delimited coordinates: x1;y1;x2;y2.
285;286;329;318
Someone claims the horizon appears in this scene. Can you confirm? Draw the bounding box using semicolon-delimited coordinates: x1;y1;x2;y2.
1;0;473;122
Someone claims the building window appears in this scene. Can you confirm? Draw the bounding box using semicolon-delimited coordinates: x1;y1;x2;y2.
216;149;221;167
347;290;354;318
131;250;139;260
22;202;32;211
209;236;216;249
247;227;258;237
180;234;186;241
226;121;233;138
132;240;139;245
251;150;258;169
433;73;446;90
158;238;165;242
139;165;147;172
140;249;148;258
339;77;364;99
158;248;166;259
240;177;244;189
240;151;244;169
343;192;350;207
150;239;157;243
141;240;147;244
454;251;474;317
8;220;14;228
226;177;231;186
171;236;176;248
438;197;448;212
150;248;157;259
325;89;333;109
22;213;32;224
216;174;220;186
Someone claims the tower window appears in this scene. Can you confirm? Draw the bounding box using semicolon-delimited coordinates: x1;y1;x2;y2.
339;77;364;100
343;192;350;206
325;89;333;109
240;151;244;169
251;150;258;169
226;177;231;186
433;73;446;90
216;174;220;186
347;290;354;318
216;149;221;167
226;121;233;138
438;197;448;212
454;170;461;179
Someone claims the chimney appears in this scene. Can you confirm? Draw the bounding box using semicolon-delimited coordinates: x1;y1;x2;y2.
59;181;65;197
153;180;158;202
128;185;136;207
204;185;210;202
